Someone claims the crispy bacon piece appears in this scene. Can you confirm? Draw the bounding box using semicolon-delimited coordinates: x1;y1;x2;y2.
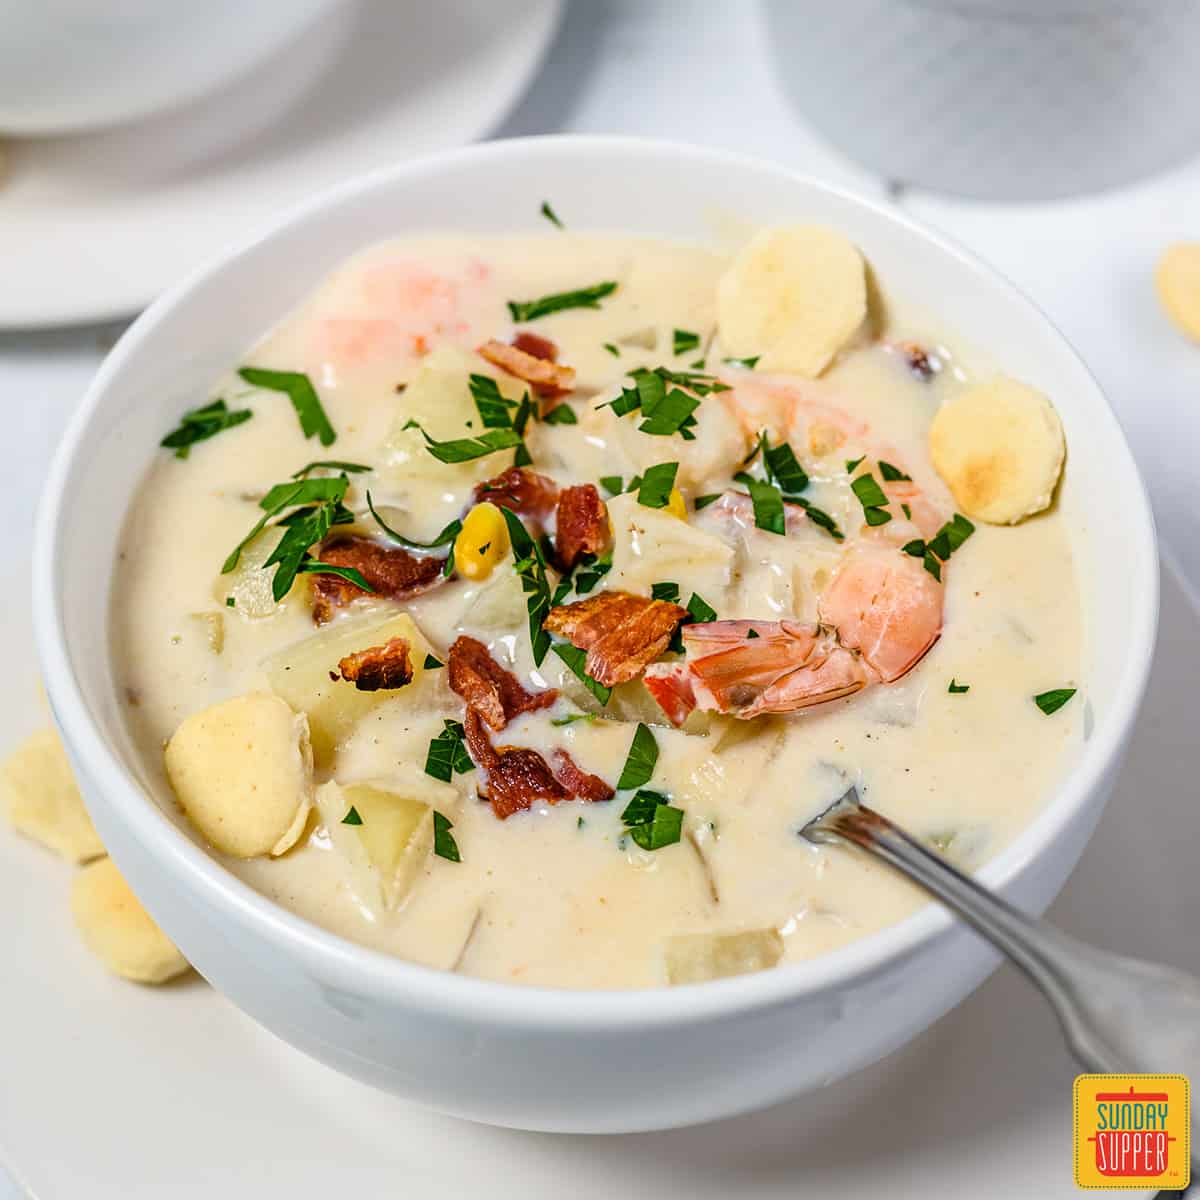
511;331;558;361
554;484;609;572
463;711;613;819
447;636;557;731
543;590;688;687
472;466;560;533
309;536;444;624
464;709;567;819
336;637;413;692
551;749;614;804
477;338;575;396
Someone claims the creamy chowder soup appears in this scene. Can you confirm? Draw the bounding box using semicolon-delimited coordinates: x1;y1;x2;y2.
113;226;1082;989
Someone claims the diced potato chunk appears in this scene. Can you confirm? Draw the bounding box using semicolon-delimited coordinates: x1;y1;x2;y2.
606;492;734;605
378;346;526;540
316;768;460;912
212;526;286;618
2;727;105;863
164;693;313;858
461;566;527;633
664;928;784;985
71;857;190;984
261;610;432;763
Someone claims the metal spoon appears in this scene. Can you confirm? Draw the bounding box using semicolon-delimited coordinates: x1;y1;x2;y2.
802;788;1200;1169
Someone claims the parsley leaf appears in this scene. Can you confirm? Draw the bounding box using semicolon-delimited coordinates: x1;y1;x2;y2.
501;508;551;666
686;592;717;624
603;342;620;357
740;476;785;535
469;374;518;429
617;723;659;790
850;472;891;527
878;460;912;482
792;496;844;541
425;719;474;782
542;402;578;425
540;200;564;229
845;456;865;473
432;811;462;862
290;460;370;478
948;679;970;694
723;355;759;369
927;513;976;561
637;462;679;509
238;367;335;446
620;789;683;851
599;475;623;496
551;711;597;727
763;437;809;495
366;491;461;558
552;642;611;705
296;561;374;593
673;329;700;356
507;281;617;323
638;388;700;437
651;581;680;604
693;493;721;511
404;421;522;464
341;806;363;826
1034;687;1076;716
423;653;444;669
161;398;252;458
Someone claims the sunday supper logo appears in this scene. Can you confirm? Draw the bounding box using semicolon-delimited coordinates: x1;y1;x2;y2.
1073;1075;1190;1190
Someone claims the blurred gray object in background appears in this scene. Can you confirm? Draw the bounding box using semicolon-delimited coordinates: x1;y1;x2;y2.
764;0;1200;201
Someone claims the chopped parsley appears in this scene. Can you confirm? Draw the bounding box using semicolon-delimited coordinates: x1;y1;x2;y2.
432;811;462;862
469;373;518;429
599;475;623;496
296;561;374;592
850;471;892;527
620;789;684;851
540;200;564;229
723;355;760;369
570;550;612;596
552;642;611;705
763;437;810;495
366;492;460;576
845;456;865;473
901;513;975;581
542;402;578;425
221;473;356;600
290;460;370;478
423;653;444;669
404;420;522;464
603;342;620;357
686;592;717;624
617;723;659;790
238;367;335;446
736;474;785;536
1034;687;1076;716
425;719;474;782
501;508;552;666
746;629;760;639
948;679;970;694
651;581;681;604
225;596;236;607
637;462;679;509
638;388;700;437
341;806;363;826
878;460;912;482
792;496;843;541
551;711;597;727
693;493;721;511
160;398;252;458
507;281;617;323
673;328;701;356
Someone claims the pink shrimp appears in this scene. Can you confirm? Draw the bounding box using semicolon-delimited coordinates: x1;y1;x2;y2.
307;257;494;381
645;545;941;722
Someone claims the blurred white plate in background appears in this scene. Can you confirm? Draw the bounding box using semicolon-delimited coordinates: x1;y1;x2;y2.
0;0;562;329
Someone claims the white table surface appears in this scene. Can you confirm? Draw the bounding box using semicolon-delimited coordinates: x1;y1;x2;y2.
4;1;1199;1195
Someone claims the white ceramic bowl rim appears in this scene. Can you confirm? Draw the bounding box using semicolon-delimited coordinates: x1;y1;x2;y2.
34;135;1158;1032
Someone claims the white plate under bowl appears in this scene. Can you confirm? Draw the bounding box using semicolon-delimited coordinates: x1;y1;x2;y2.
0;0;562;330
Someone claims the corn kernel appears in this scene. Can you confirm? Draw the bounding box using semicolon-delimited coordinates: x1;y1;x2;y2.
666;487;687;521
455;502;510;580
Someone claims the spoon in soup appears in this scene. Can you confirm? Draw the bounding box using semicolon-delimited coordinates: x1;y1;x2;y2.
802;788;1200;1171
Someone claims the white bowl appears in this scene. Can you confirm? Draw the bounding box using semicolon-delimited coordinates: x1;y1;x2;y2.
34;137;1158;1133
0;0;342;135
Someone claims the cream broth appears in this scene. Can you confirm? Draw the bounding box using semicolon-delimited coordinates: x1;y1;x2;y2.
113;233;1082;989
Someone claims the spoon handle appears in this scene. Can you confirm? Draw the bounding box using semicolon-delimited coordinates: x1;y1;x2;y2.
805;793;1200;1096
